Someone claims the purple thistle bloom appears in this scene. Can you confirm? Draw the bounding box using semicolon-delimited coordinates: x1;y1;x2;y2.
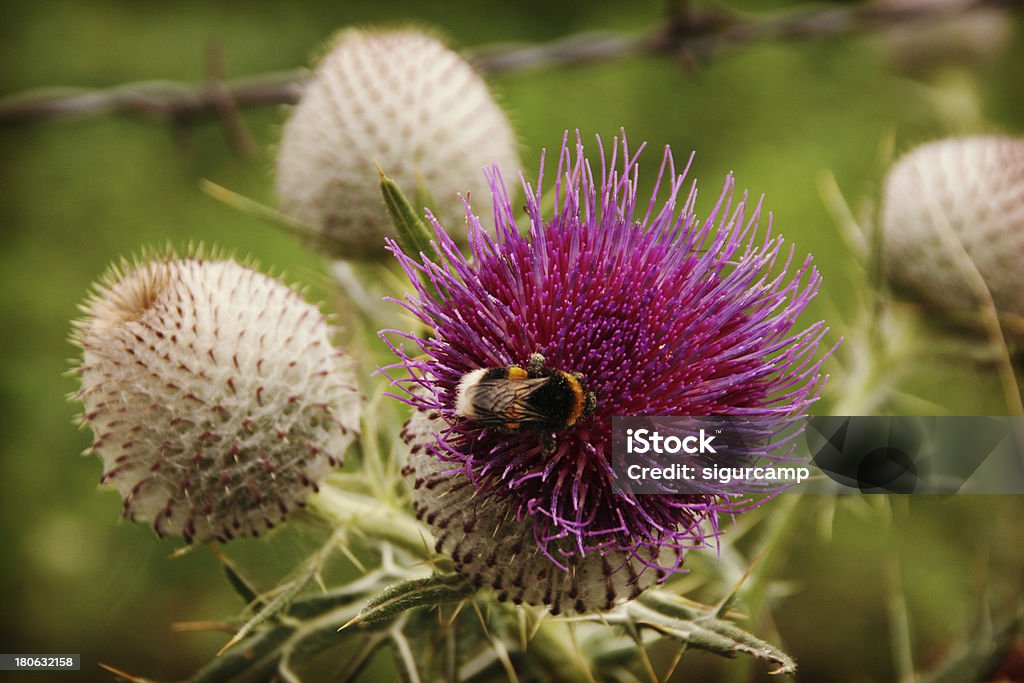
383;131;830;573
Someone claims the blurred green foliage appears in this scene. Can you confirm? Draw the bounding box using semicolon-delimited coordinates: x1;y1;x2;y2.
2;0;1023;681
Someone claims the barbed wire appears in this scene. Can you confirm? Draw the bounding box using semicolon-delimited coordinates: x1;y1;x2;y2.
0;0;1017;128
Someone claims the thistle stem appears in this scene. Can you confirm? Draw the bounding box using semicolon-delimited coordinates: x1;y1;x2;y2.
309;487;434;560
830;333;896;416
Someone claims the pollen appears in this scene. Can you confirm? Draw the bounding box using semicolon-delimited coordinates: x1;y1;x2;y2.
562;373;586;428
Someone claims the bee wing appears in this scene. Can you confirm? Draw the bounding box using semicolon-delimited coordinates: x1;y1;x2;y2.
470;377;551;426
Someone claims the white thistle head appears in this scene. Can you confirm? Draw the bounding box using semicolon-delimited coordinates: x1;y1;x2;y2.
70;256;362;543
881;135;1024;321
402;409;679;615
275;27;520;259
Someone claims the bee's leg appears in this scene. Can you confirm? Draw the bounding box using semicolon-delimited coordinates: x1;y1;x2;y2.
571;372;598;417
527;353;546;376
583;390;597;416
540;432;556;454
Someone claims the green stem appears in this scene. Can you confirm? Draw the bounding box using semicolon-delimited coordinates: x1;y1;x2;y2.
309;486;434;560
830;333;896;416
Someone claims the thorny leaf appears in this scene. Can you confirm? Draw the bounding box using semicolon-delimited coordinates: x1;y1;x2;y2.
576;589;797;676
634;591;796;675
345;574;473;629
379;166;442;302
217;558;319;655
188;574;402;682
213;547;260;607
379;167;436;261
191;625;294;683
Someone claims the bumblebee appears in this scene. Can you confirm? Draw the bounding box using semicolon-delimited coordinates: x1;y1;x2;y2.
454;353;597;445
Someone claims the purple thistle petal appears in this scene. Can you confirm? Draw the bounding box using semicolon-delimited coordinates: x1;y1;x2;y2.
383;130;832;571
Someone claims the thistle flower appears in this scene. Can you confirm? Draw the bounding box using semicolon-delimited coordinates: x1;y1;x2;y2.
881;136;1024;320
275;27;520;259
384;132;829;609
71;256;361;543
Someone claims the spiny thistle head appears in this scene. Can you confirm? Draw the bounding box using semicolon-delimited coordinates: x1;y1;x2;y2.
881;135;1024;321
275;27;520;260
71;256;362;543
384;132;830;609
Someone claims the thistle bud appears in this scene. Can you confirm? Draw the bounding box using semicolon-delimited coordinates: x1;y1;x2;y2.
275;28;520;259
881;136;1024;320
70;257;361;543
402;409;679;615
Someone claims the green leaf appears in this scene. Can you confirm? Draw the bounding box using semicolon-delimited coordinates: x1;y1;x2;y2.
218;560;318;656
379;166;436;261
346;574;473;629
286;567;408;619
607;590;798;676
379;166;442;305
190;625;293;683
199;179;337;252
189;568;401;682
219;555;261;607
413;175;438;223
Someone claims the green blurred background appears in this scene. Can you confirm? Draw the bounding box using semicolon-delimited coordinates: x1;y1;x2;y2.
2;0;1023;681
